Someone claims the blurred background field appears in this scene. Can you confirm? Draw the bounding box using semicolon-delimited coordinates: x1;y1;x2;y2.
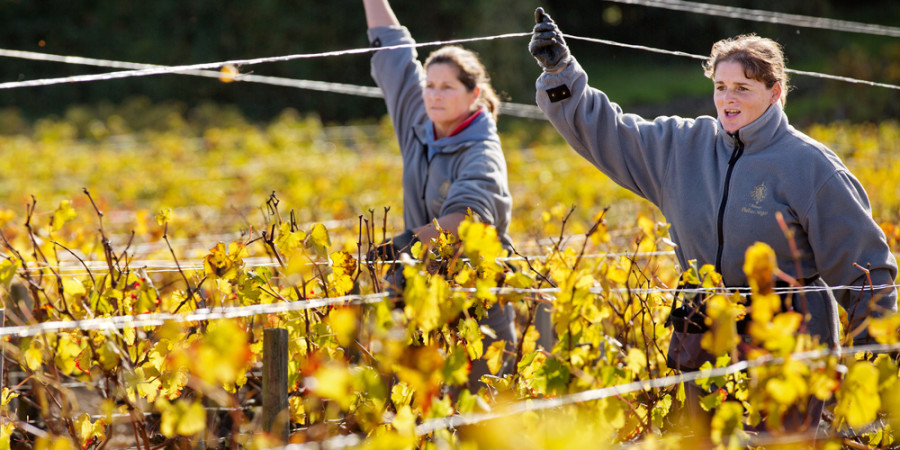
0;101;897;263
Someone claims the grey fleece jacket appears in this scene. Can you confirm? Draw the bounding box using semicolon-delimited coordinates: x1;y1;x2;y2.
536;57;898;346
368;26;513;250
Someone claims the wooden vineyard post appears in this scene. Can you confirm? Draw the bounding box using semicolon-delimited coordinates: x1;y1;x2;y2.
262;327;290;443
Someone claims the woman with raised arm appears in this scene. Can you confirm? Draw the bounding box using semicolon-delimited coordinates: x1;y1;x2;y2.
362;0;517;391
529;7;897;429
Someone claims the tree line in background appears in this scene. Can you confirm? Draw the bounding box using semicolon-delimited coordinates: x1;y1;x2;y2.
0;0;897;126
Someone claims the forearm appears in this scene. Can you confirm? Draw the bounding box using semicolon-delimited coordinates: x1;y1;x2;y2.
412;212;468;243
363;0;400;28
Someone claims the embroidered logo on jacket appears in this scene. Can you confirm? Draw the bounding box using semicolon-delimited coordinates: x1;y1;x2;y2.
742;182;769;217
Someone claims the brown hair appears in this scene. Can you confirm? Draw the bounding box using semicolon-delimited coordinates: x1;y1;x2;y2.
424;46;501;120
704;34;790;105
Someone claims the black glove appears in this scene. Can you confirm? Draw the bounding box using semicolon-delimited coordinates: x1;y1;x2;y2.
529;7;570;73
367;229;419;262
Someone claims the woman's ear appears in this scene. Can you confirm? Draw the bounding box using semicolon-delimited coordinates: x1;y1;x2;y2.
770;83;782;105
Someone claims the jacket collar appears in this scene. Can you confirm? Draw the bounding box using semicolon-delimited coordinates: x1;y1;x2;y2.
718;103;788;151
414;107;499;156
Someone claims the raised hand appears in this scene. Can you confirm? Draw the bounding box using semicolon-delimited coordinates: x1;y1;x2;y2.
529;7;570;72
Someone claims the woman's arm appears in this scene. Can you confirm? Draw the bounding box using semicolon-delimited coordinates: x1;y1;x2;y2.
412;212;468;243
363;0;400;28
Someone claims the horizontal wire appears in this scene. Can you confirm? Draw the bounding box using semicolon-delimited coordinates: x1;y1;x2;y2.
0;33;530;90
2;29;899;95
19;250;676;276
0;293;389;338
0;48;544;120
414;341;900;435
565;34;900;91
602;0;900;38
1;279;895;338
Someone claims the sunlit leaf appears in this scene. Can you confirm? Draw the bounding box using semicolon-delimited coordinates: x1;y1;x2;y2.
51;200;76;231
157;398;206;437
74;413;105;448
743;242;776;294
484;340;506;375
834;361;880;427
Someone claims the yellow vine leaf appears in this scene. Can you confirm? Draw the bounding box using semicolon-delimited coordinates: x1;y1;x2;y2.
484;340;507;375
403;272;445;333
326;307;357;348
203;242;247;280
392;405;417;437
743;242;776;294
307;223;331;257
625;348;647;374
834;361;881;428
328;251;356;296
74;413;105;448
53;334;82;376
61;277;86;297
24;339;43;371
1;388;18;409
458;219;506;274
750;292;781;324
310;363;353;409
154;207;171;226
0;258;19;288
0;422;14;450
868;313;900;344
289;396;306;424
809;369;840;401
275;222;306;256
51;200;76;231
458;318;484;360
157;398;206;437
698;264;722;288
701;294;739;356
391;382;414;409
750;311;802;353
522;325;540;355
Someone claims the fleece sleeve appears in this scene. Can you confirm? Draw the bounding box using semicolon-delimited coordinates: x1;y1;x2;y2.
439;143;511;228
803;169;898;344
535;57;700;209
368;26;427;158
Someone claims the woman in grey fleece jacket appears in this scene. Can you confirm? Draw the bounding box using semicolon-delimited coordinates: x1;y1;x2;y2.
529;10;897;369
362;0;516;391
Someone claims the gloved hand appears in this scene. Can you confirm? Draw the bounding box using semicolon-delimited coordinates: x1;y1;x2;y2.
529;7;570;73
367;229;419;262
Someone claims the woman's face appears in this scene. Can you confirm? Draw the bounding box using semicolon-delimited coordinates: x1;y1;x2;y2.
423;63;479;135
714;60;781;133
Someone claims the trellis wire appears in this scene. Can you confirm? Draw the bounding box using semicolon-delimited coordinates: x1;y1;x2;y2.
413;342;900;435
602;0;900;38
0;48;544;120
2;27;900;93
1;282;896;338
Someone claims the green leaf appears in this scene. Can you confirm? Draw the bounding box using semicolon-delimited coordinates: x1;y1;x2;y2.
651;394;673;429
441;344;470;386
533;357;570;396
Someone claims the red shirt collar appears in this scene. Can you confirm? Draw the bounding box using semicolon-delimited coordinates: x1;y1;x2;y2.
434;109;483;140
